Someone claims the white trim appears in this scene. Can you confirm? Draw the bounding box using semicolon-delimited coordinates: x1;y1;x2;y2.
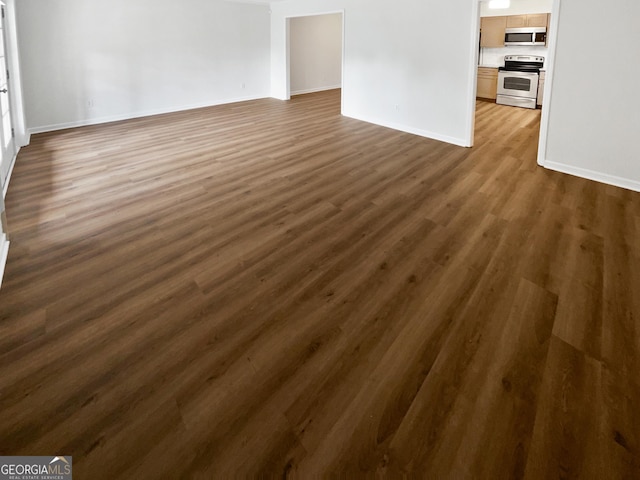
291;85;342;96
26;94;268;135
343;111;469;148
545;160;640;193
2;146;17;198
466;0;481;148
340;10;346;116
285;9;345;105
4;0;27;148
0;233;8;289
537;0;561;167
285;17;291;101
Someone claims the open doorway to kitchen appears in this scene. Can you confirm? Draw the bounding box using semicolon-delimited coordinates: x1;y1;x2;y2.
472;0;559;164
286;12;344;103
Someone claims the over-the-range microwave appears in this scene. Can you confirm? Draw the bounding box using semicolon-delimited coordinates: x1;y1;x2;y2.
504;27;547;46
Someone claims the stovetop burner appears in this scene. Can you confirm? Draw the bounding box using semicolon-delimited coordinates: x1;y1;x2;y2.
500;55;544;74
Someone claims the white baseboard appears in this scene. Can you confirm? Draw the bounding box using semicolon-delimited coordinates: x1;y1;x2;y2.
27;94;269;136
543;160;640;193
2;149;18;199
291;85;342;96
342;111;470;148
0;233;8;289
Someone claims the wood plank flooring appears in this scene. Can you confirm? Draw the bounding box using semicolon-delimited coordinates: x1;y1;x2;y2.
0;90;639;478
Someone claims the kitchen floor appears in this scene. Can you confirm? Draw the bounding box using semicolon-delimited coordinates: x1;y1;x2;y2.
475;99;542;154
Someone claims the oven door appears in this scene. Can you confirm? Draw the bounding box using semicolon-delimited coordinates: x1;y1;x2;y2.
497;71;539;99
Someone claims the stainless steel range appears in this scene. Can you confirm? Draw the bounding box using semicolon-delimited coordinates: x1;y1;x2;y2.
497;55;544;109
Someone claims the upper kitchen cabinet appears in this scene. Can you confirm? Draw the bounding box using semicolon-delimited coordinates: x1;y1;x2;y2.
480;16;507;48
506;13;549;28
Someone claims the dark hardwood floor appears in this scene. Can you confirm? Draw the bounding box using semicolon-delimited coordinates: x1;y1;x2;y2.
0;90;639;478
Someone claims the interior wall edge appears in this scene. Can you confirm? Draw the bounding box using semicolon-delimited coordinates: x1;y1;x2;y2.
543;160;640;193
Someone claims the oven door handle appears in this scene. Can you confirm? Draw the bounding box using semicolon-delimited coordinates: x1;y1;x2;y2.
498;71;539;78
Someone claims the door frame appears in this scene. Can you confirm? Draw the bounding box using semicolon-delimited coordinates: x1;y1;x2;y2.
535;0;560;166
0;0;27;198
0;0;26;289
468;0;561;164
284;10;345;113
0;2;17;189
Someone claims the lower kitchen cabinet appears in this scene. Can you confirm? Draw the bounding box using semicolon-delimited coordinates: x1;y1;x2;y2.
477;67;498;100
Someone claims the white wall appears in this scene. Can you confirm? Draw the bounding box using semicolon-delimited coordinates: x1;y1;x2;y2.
540;0;640;190
481;0;552;17
290;13;342;95
15;0;271;133
271;0;479;147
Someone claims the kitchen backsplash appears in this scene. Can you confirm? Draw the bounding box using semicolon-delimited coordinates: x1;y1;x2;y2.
479;45;548;68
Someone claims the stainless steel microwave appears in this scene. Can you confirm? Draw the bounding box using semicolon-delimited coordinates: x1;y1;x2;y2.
504;27;547;46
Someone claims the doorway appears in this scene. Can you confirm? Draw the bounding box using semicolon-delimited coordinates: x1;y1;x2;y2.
471;0;559;162
286;12;344;103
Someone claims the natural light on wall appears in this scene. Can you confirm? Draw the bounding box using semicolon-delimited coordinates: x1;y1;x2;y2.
488;0;510;8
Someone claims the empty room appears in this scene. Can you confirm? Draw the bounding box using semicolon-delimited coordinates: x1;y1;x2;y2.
0;0;638;478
